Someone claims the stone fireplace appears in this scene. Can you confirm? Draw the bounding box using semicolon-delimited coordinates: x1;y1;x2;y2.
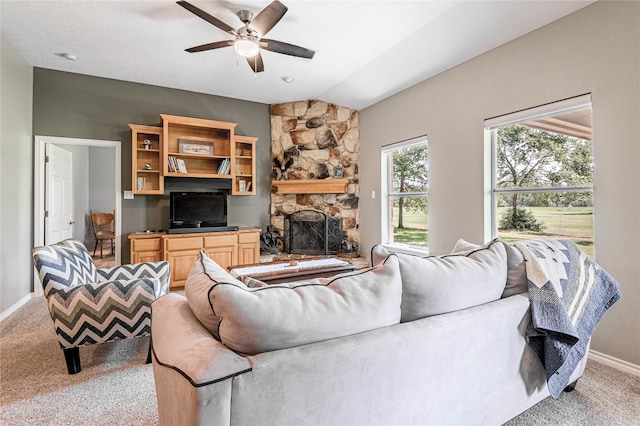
269;100;360;255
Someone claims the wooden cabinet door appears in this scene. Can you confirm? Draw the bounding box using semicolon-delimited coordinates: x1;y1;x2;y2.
237;244;258;265
204;234;238;269
130;236;162;264
166;250;200;289
132;252;163;263
204;246;237;270
237;231;260;265
164;236;203;288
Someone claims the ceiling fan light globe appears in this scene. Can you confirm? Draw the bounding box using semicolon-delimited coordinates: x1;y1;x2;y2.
235;38;260;57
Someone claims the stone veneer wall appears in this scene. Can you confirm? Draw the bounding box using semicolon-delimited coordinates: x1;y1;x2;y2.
270;100;360;252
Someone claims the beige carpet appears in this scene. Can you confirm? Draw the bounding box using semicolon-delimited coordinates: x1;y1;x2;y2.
0;296;157;425
92;253;115;269
1;296;639;425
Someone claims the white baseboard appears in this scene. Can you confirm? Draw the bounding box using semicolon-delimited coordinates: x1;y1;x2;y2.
589;349;640;377
0;292;34;322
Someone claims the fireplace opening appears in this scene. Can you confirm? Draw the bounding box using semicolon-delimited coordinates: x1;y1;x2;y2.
284;210;344;255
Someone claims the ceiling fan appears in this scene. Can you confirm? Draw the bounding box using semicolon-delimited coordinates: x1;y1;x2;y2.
177;0;315;73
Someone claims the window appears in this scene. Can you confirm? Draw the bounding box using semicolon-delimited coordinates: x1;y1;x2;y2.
485;94;594;257
381;136;429;249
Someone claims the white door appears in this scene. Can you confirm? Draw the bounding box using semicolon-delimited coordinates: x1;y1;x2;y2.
45;144;74;244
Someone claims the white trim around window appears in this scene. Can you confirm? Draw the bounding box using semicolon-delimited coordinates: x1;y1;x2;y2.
380;135;429;251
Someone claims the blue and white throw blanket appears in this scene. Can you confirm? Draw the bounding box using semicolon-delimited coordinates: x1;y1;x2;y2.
515;239;621;398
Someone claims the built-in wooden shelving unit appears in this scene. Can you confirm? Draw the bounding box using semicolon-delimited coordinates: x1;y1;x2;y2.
130;124;164;195
129;114;258;196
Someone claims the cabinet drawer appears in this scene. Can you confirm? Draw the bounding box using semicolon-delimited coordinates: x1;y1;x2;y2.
132;238;161;252
165;237;203;251
238;232;259;244
204;234;237;247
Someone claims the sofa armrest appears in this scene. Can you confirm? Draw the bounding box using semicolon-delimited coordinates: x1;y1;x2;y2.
97;261;170;297
152;293;252;426
151;293;252;386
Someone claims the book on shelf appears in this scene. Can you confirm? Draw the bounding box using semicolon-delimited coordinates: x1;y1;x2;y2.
136;176;146;191
167;156;187;173
177;158;188;173
246;181;252;191
217;158;230;175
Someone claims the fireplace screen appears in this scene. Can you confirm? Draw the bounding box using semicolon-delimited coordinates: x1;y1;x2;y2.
285;210;344;255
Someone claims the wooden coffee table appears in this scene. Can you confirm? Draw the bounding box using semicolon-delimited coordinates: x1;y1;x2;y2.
228;257;356;284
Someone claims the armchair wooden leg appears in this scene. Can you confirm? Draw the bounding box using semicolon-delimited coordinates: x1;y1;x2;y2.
63;347;81;374
146;340;152;364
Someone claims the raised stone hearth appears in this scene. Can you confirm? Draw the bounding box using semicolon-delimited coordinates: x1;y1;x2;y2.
270;100;360;254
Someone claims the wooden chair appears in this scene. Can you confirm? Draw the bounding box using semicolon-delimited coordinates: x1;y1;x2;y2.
91;210;115;258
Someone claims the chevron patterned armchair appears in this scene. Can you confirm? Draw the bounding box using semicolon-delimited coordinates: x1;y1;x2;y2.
32;239;170;374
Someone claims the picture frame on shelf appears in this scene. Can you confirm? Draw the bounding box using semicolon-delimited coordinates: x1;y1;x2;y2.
178;139;213;155
333;166;344;178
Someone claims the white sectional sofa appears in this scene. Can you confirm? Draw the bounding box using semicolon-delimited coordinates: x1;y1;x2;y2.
151;239;597;425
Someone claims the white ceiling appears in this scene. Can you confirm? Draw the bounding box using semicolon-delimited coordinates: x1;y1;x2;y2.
1;0;594;110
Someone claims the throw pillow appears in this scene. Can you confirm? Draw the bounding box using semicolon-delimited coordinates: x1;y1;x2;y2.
241;276;269;288
452;238;527;298
373;239;508;322
203;254;403;355
184;251;247;334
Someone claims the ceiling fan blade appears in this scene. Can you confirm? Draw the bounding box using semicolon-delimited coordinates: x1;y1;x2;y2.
250;0;288;37
246;52;265;73
177;1;237;35
186;40;233;53
260;39;315;59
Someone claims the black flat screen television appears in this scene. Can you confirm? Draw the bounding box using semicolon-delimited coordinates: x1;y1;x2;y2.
169;191;228;232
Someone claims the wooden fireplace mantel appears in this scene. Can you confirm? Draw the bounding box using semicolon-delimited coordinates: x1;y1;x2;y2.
271;178;350;194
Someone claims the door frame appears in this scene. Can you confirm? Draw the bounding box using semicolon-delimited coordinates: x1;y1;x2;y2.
33;135;121;297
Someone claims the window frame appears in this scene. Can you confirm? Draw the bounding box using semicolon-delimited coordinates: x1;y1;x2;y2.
485;94;593;243
380;135;429;251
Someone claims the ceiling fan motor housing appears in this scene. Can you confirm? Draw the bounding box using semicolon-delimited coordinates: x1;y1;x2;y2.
237;10;254;25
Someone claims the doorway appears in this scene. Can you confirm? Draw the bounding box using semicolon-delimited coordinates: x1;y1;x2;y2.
33;136;121;296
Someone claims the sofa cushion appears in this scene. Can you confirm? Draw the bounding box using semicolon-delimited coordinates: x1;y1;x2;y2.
371;239;507;322
184;252;247;334
452;238;527;298
189;254;402;355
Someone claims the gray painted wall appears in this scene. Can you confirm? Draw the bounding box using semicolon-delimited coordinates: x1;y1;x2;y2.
359;1;640;365
32;68;271;263
0;35;33;313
